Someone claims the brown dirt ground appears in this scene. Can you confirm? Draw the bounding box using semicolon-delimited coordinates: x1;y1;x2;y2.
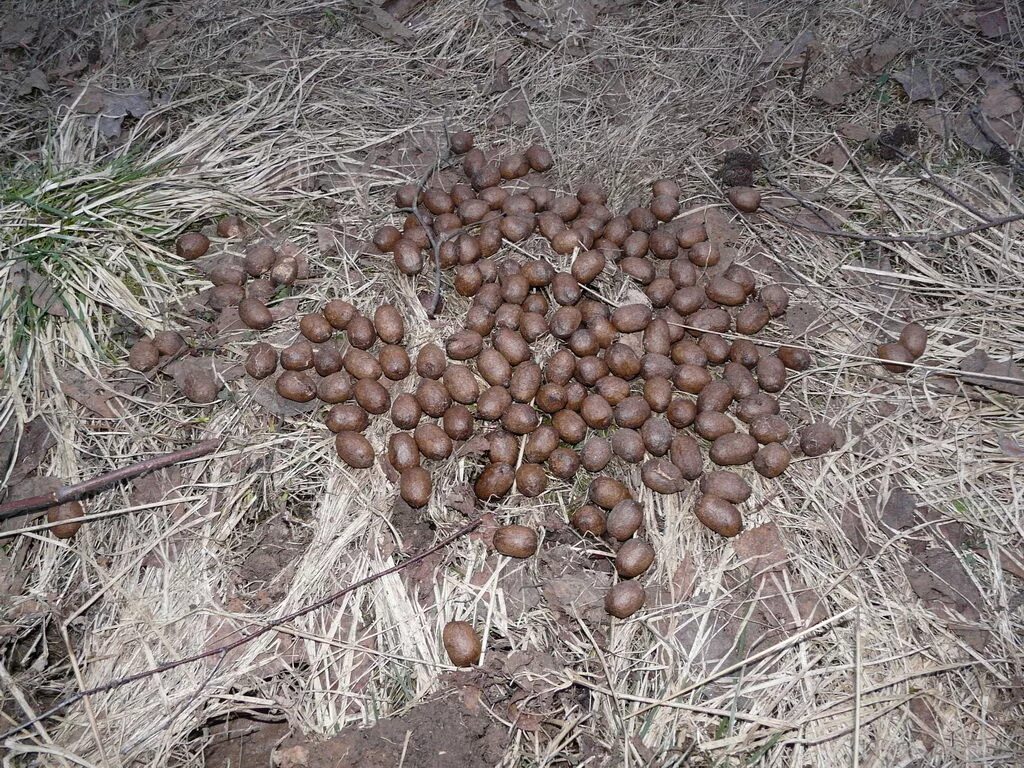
204;696;507;768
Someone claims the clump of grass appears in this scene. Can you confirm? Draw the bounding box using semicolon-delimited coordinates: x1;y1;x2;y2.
1;158;185;396
0;82;315;432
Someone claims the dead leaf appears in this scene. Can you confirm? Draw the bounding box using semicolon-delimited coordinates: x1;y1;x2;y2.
959;348;989;374
542;572;606;623
904;550;986;648
0;417;55;491
909;696;939;750
58;368;121;418
893;63;945;102
751;568;827;637
358;5;416;44
997;435;1024;458
671;555;697;601
9;263;67;317
837;122;872;141
841;502;877;555
317;226;339;257
980;83;1023;120
502;0;556;45
1000;550;1024;581
880;487;918;531
783;302;826;338
976;5;1009;38
16;68;48;96
733;523;789;574
247;374;319;418
957;352;1024;396
508;94;530;127
919;106;948;139
866;37;907;74
507;701;543;732
0;15;39;48
815;143;850;171
702;207;740;245
904;0;927;20
4;476;61;504
381;0;426;19
760;29;815;71
488;65;511;95
62;85;152;139
905;550;981;613
813;73;863;105
951;110;997;154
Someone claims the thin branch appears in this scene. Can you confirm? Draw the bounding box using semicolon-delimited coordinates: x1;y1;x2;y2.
878;140;993;222
765;206;1024;243
0;514;483;741
761;164;1024;243
968;106;1024;174
407;128;453;319
0;438;224;523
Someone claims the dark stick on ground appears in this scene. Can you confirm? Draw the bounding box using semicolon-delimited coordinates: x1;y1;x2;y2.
968;106;1024;175
0;438;224;523
766;206;1024;243
408;130;453;319
0;515;483;741
879;140;993;223
761;166;1024;243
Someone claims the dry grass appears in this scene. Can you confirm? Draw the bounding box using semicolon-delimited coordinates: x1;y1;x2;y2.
1;0;1023;765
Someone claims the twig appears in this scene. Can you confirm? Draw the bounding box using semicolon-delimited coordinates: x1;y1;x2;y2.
765;206;1024;243
796;48;812;96
0;515;483;741
878;140;993;222
0;438;224;523
968;106;1024;174
761;165;1024;242
407;126;453;319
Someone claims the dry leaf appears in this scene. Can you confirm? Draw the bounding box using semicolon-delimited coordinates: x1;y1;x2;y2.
760;29;815;71
909;696;939;750
880;487;918;530
542;572;605;623
63;84;152;139
904;549;983;624
733;523;789;574
997;435;1024;458
837;122;872;141
360;5;417;44
702;207;740;245
0;15;39;48
815;142;850;171
813;73;863;105
488;64;511;94
16;68;48;96
506;90;530;126
866;37;907;74
247;374;319;418
58;368;121;418
0;417;55;490
957;350;1024;396
784;302;826;338
980;83;1023;120
976;5;1009;38
893;63;945;102
381;0;426;19
9;263;68;317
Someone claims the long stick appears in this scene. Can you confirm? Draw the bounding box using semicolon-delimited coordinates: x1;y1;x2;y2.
0;438;223;523
0;515;482;741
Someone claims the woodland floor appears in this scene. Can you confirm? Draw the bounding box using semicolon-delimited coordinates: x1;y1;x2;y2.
1;1;1023;767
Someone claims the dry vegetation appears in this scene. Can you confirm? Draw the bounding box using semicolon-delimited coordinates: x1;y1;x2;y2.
1;0;1023;766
